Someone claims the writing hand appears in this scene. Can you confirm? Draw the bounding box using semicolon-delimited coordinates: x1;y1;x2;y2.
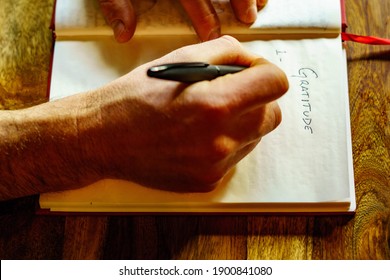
90;36;288;191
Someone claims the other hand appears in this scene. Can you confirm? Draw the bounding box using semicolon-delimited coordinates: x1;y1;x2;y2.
99;0;267;42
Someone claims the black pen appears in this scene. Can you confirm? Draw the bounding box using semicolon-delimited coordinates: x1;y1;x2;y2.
147;62;247;83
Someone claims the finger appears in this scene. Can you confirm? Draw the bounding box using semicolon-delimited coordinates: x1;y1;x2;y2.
182;55;288;117
234;101;282;141
230;0;258;24
214;101;281;179
257;0;268;9
99;0;136;43
179;0;221;41
206;58;288;114
177;102;280;189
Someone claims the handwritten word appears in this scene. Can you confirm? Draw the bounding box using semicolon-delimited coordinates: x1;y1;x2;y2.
275;49;287;62
291;68;319;134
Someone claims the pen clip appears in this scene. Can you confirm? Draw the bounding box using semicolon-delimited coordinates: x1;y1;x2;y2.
148;62;209;73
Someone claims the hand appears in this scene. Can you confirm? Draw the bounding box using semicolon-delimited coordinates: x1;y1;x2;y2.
86;36;288;192
99;0;267;42
179;0;268;41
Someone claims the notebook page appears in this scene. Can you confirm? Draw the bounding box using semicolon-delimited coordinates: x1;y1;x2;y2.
251;0;341;31
54;0;341;38
49;36;199;100
46;35;353;210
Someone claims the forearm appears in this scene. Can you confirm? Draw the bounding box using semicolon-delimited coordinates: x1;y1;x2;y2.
0;93;103;200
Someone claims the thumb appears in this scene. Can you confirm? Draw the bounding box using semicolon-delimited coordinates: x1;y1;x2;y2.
99;0;136;43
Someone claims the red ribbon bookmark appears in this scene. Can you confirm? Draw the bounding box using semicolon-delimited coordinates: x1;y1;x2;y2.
341;32;390;45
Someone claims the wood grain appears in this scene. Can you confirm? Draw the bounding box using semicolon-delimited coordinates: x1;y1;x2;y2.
0;0;389;260
345;0;390;260
0;0;53;110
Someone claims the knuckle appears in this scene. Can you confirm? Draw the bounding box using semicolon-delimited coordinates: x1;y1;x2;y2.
202;102;230;120
219;35;241;47
207;135;238;162
218;35;244;59
183;88;232;120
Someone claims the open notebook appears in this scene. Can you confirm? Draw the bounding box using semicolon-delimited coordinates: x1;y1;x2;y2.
40;0;355;213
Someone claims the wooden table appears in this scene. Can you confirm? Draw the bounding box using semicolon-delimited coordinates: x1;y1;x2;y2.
0;0;389;259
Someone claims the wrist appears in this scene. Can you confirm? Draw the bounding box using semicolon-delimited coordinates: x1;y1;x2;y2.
0;92;104;199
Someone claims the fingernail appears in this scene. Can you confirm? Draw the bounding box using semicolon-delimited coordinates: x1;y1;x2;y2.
112;20;127;42
245;7;258;23
257;0;268;9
